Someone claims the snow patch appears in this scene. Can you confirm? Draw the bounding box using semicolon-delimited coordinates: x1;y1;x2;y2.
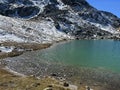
0;46;14;53
0;34;25;43
56;0;68;10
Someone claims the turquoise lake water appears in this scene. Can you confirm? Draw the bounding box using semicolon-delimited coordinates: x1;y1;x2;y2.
37;40;120;72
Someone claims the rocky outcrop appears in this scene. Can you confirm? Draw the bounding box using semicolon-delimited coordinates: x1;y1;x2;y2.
0;0;120;43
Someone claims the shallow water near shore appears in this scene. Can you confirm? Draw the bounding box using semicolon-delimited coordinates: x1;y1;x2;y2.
37;40;120;72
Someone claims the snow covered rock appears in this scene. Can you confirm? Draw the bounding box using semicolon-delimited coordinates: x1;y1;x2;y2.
0;15;71;43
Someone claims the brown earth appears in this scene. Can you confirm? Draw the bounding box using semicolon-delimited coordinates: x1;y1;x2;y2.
0;42;51;59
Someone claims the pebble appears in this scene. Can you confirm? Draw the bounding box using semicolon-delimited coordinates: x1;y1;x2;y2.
69;84;78;90
80;82;83;85
63;82;69;87
47;85;53;88
43;87;52;90
32;82;40;87
51;73;57;77
85;86;93;90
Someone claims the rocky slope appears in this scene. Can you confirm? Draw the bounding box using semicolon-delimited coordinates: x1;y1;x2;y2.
0;0;120;43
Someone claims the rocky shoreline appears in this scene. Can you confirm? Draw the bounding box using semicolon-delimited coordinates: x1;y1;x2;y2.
0;41;76;90
1;40;120;90
0;41;80;90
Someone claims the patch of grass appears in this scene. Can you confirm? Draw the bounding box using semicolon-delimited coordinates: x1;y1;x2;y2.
0;69;72;90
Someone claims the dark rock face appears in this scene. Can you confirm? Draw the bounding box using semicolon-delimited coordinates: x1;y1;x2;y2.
49;0;59;4
5;6;39;18
2;0;34;5
61;0;88;5
15;6;40;18
74;28;112;40
0;3;10;15
0;0;120;39
0;0;38;18
0;5;40;18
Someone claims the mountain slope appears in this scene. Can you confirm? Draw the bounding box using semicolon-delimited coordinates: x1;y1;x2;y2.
0;0;120;43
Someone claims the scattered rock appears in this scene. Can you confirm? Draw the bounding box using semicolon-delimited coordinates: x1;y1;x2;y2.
112;36;120;40
47;85;53;88
43;87;52;90
69;84;78;90
51;73;57;77
58;77;66;81
87;86;90;90
80;82;83;85
0;81;16;88
85;86;93;90
63;82;69;87
32;82;40;87
93;83;99;86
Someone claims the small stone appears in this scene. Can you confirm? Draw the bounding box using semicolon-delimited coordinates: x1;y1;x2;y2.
87;87;90;90
69;84;78;90
85;86;93;90
47;85;53;87
51;73;57;77
80;82;83;85
32;83;40;87
43;87;52;90
63;82;69;87
93;83;98;86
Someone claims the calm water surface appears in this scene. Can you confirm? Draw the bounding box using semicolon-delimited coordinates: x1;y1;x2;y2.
37;40;120;72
